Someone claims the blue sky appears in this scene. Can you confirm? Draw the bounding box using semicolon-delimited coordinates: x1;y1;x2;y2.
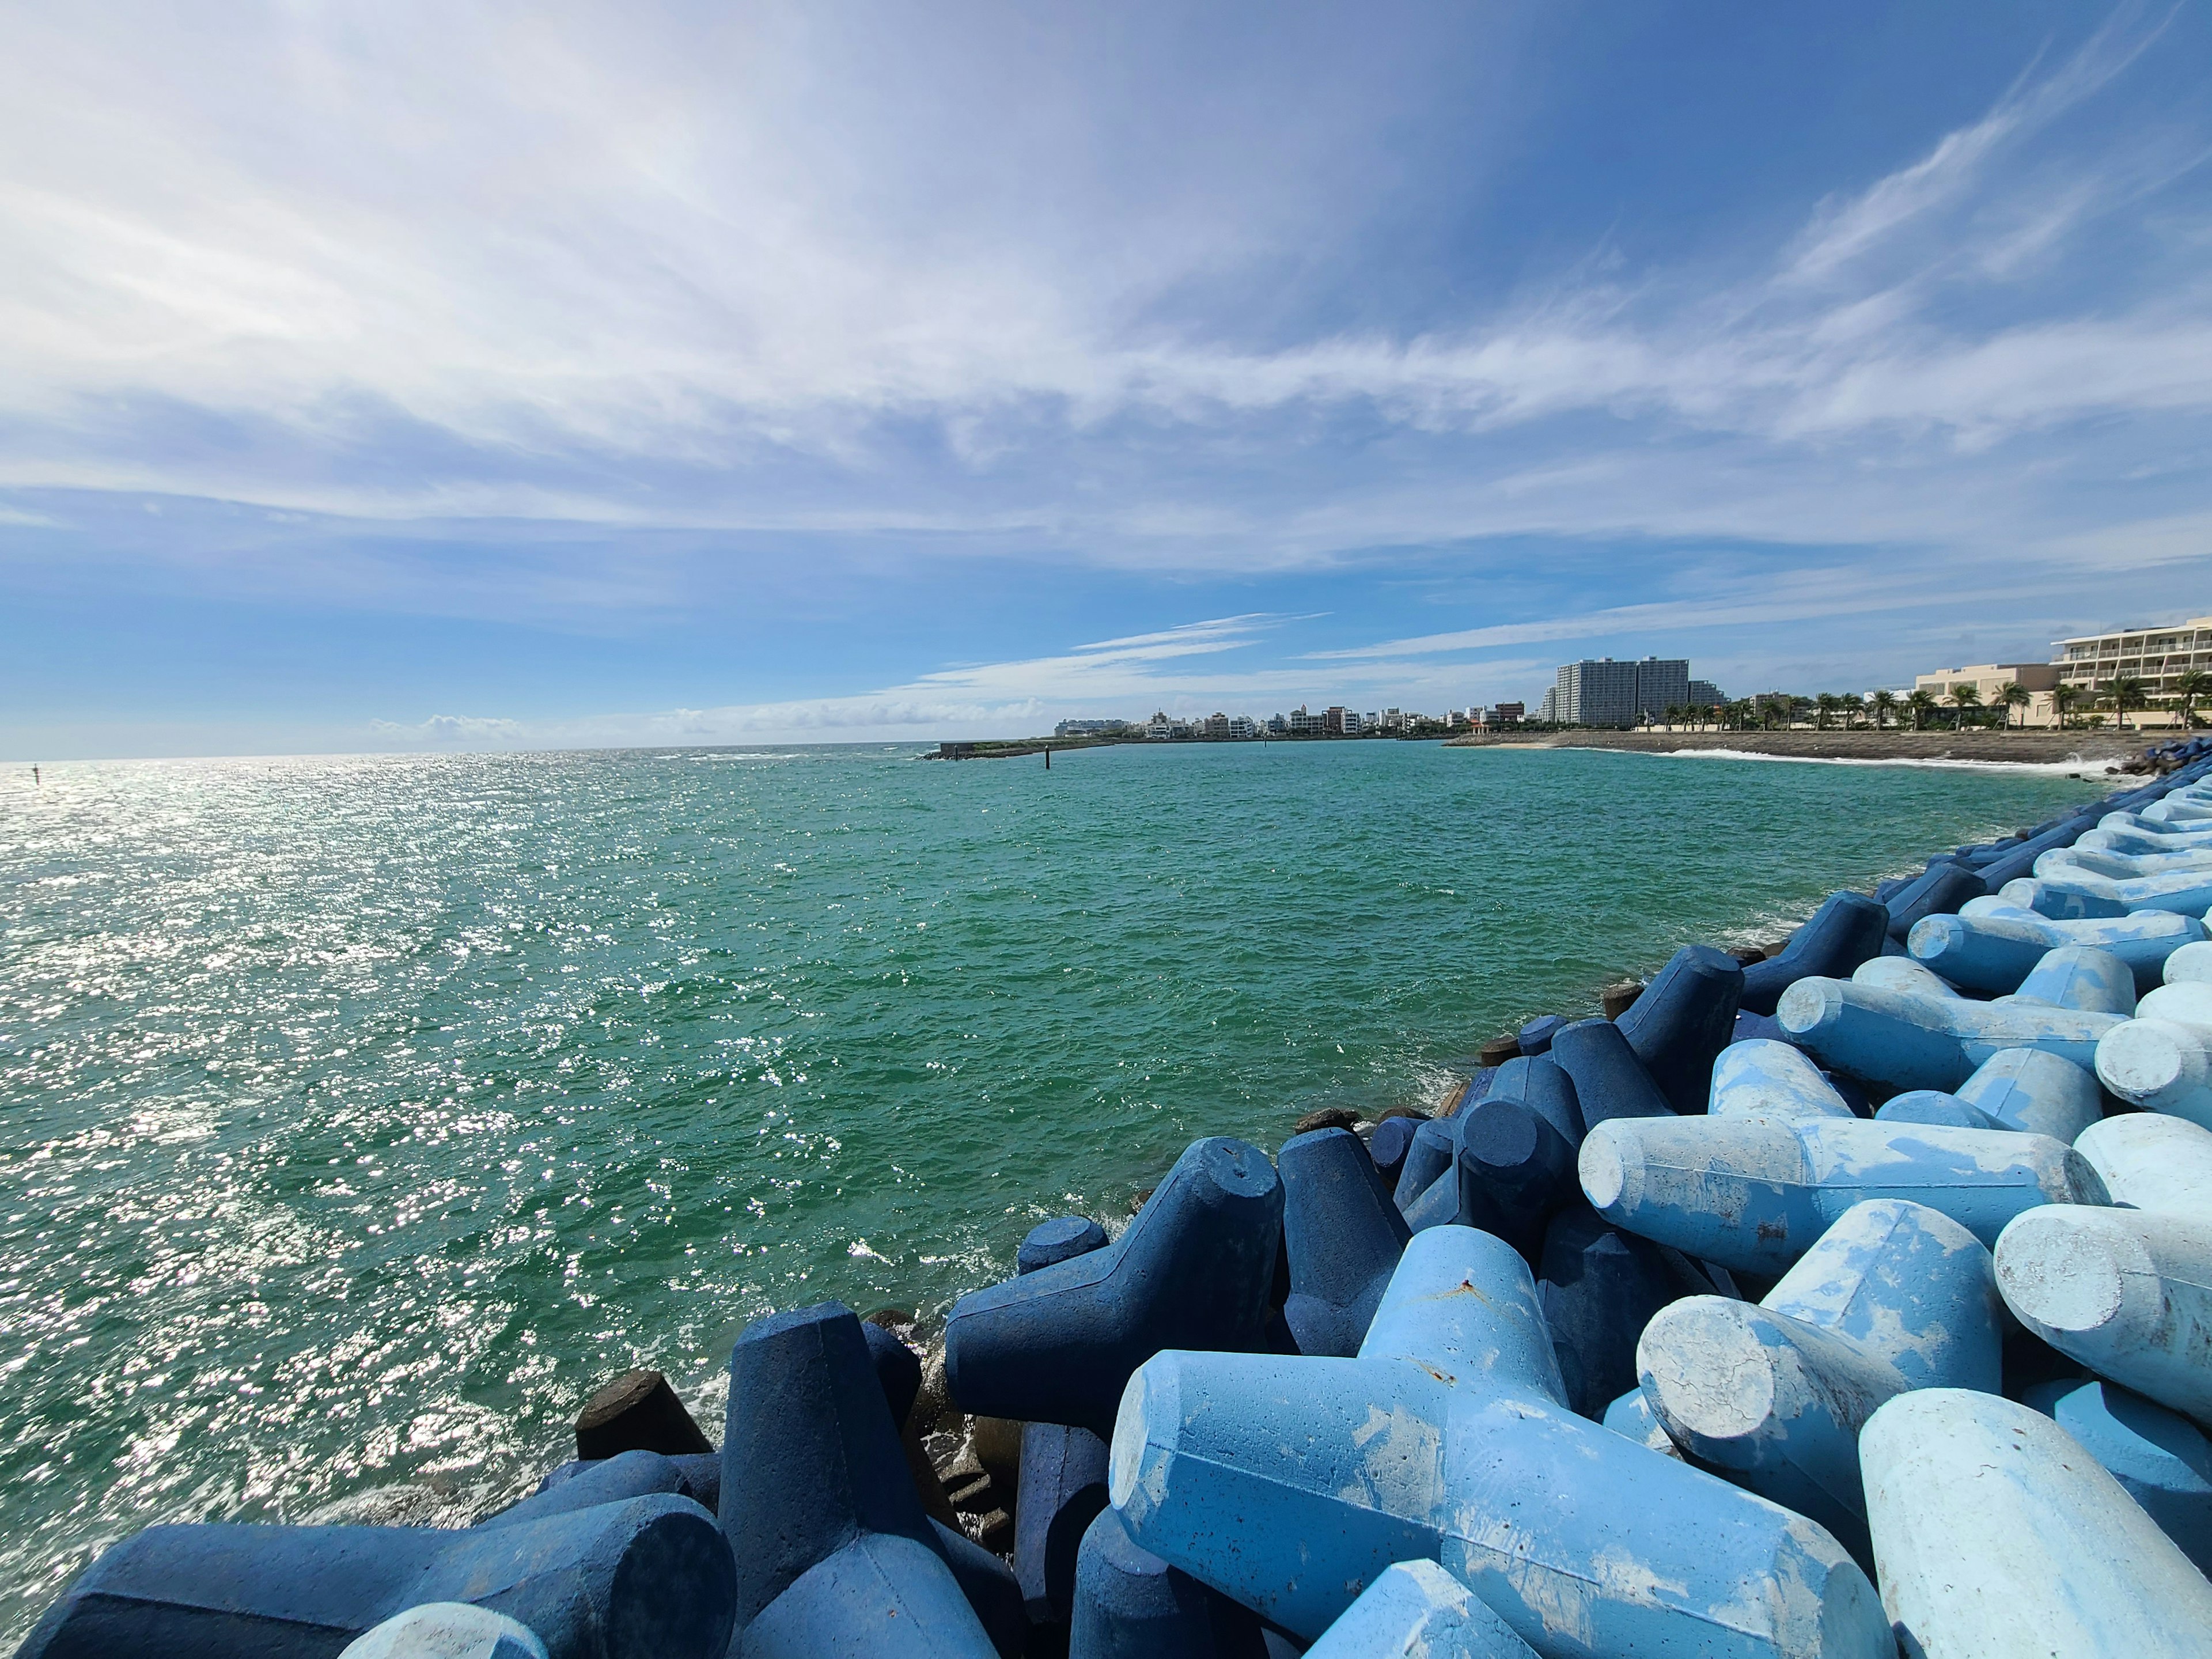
4;1;2211;757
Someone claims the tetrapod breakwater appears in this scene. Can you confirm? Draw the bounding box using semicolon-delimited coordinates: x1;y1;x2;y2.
16;741;2212;1659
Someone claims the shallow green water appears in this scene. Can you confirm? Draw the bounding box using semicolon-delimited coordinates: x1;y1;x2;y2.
0;741;2102;1635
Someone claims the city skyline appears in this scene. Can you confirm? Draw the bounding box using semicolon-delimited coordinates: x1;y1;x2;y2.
6;4;2212;759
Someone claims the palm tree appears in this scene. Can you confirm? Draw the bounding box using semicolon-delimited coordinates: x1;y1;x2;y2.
1993;681;2031;730
1662;703;1684;731
1871;689;1896;731
2174;669;2212;729
2052;683;2083;729
1949;683;1983;730
1906;688;1938;732
1815;692;1839;730
2103;675;2149;732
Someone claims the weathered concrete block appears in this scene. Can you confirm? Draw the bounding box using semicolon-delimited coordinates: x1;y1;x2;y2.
338;1603;549;1659
13;1493;736;1659
1069;1506;1265;1659
2166;938;2212;986
2084;821;2212;855
2093;987;2212;1131
1548;1016;1673;1128
1709;1039;1854;1123
2003;863;2212;918
720;1302;1001;1658
2023;1378;2212;1574
1861;1389;2212;1657
1741;891;1891;1016
1873;1090;1999;1130
1580;1111;2107;1273
1636;1199;1999;1560
1279;1127;1410;1357
1109;1225;1889;1657
1995;1204;2212;1428
1777;968;2124;1093
2076;1111;2212;1220
1911;902;2203;995
2045;842;2212;881
1953;1046;2104;1141
2002;943;2137;1016
1614;945;1745;1116
945;1138;1283;1435
1016;1421;1111;1626
1302;1560;1536;1659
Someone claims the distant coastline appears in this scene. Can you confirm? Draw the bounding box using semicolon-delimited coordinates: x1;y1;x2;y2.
1442;728;2149;767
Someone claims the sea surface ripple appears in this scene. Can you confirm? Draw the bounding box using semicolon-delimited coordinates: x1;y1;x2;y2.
0;740;2102;1637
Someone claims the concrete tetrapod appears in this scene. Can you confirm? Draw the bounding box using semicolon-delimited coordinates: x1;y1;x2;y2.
1908;897;2202;994
2167;938;2212;985
2094;982;2212;1130
1740;891;1891;1017
2044;841;2212;881
1302;1561;1537;1659
1015;1421;1111;1627
1537;1200;1688;1419
338;1603;550;1659
1547;1017;1674;1130
1994;1204;2212;1428
1635;1199;2001;1563
1367;1114;1423;1190
1394;1118;1458;1210
1068;1507;1265;1659
1578;1111;2107;1274
1707;1040;1854;1123
719;1302;1004;1659
2075;1111;2212;1220
1883;863;1990;946
2001;863;2212;919
1777;967;2124;1093
1613;944;1745;1115
1109;1225;1891;1658
1870;1047;2104;1142
13;1493;737;1659
2022;1378;2212;1575
1482;1054;1584;1145
1279;1127;1411;1357
945;1137;1284;1435
1860;1389;2212;1658
2085;821;2212;854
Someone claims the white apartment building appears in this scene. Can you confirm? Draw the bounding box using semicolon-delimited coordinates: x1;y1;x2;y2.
2051;617;2212;726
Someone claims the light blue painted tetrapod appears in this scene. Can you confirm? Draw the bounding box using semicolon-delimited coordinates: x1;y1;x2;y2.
1635;1199;1999;1563
1580;1109;2105;1273
1302;1561;1537;1659
1860;1389;2212;1658
1995;1203;2212;1428
1108;1225;1891;1658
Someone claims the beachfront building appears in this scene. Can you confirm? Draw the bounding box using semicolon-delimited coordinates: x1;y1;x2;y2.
1687;679;1726;709
2050;616;2212;728
1054;718;1130;737
1546;656;1691;727
1229;715;1257;738
1286;706;1319;734
1911;662;2062;728
1489;701;1525;726
1146;711;1172;740
1535;687;1560;722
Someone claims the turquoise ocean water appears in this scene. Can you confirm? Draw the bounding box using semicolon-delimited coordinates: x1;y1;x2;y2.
0;741;2103;1637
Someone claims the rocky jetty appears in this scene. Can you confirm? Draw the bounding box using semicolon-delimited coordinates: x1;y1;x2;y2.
19;739;2212;1659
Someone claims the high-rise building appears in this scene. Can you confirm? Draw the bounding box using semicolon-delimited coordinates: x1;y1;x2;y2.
1548;657;1691;726
1686;679;1725;708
